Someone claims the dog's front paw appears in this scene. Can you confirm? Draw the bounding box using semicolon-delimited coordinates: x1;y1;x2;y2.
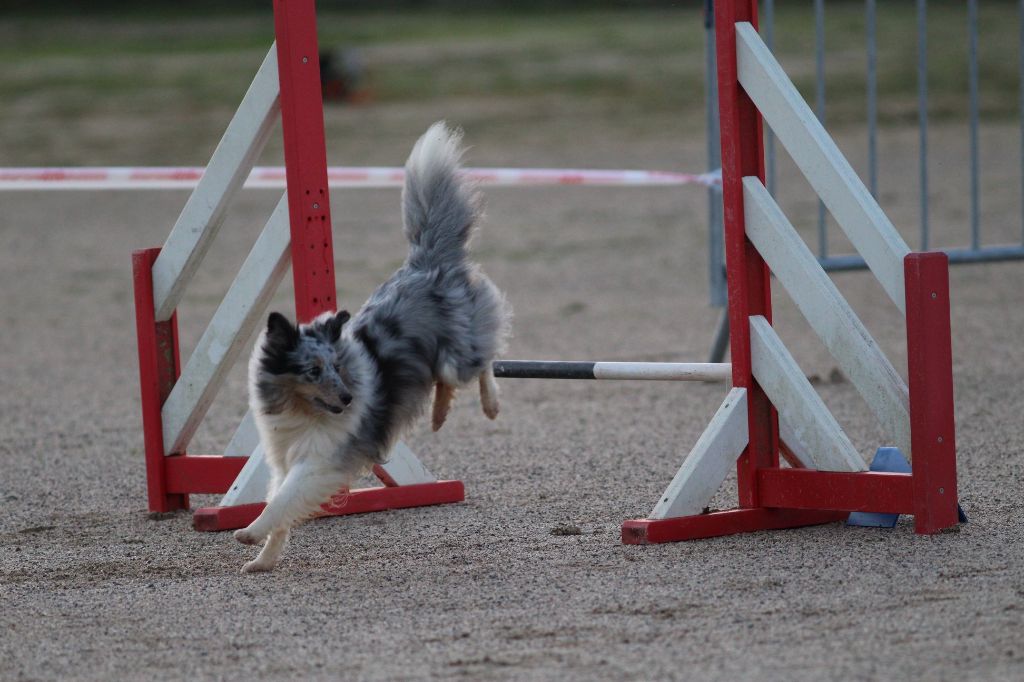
233;528;261;545
241;558;277;574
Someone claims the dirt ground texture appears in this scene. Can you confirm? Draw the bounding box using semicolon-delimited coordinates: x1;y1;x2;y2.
3;30;1024;682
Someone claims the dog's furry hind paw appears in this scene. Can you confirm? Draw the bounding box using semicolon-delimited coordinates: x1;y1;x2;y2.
432;383;456;432
482;399;499;420
233;528;260;545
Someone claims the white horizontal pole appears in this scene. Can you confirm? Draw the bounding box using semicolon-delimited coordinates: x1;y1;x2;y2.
736;22;910;312
492;360;731;382
743;177;912;458
593;362;731;382
151;45;281;322
161;195;291;455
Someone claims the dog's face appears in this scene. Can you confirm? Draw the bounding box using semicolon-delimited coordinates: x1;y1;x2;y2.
256;310;359;415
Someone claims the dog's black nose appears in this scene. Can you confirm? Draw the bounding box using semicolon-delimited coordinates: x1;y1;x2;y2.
340;393;353;406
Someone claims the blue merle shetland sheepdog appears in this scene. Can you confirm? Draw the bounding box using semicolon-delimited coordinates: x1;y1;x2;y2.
234;122;511;572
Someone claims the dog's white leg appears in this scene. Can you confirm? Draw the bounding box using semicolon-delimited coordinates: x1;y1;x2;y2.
432;382;457;431
234;459;350;563
236;471;288;573
241;528;289;574
479;365;499;420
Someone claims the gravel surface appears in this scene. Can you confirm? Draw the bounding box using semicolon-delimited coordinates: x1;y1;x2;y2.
1;114;1022;681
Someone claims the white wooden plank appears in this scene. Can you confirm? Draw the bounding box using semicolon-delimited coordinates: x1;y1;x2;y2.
649;387;749;519
743;177;912;458
219;443;272;506
224;410;259;457
735;23;910;312
749;316;866;472
378;442;438;486
152;45;281;322
161;195;291;455
778;417;814;468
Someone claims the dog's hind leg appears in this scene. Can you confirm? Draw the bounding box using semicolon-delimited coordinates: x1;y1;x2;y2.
479;365;499;420
432;382;456;432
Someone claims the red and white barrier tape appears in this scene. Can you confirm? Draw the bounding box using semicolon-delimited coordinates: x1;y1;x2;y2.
0;166;722;191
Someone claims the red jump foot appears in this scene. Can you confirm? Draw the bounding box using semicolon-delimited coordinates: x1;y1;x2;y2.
622;507;849;544
193;480;465;532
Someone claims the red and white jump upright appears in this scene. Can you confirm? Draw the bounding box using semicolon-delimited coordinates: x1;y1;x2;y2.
622;0;960;543
133;0;463;531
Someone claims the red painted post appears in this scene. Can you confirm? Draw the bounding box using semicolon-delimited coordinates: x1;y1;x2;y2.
714;0;776;507
133;248;187;512
274;0;337;323
905;252;959;533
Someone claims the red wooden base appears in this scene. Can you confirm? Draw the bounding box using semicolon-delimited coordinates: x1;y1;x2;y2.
192;480;465;532
621;507;849;545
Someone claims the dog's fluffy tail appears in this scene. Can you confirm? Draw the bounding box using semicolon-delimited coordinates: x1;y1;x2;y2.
402;121;479;266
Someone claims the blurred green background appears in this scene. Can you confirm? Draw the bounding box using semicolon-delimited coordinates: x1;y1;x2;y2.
1;1;1018;165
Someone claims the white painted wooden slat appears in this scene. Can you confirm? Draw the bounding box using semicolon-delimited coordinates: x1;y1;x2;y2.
219;443;272;506
161;195;291;455
743;178;912;457
224;410;259;457
378;440;438;483
778;417;814;469
152;46;281;322
749;316;866;472
735;23;910;312
379;442;439;486
649;387;749;519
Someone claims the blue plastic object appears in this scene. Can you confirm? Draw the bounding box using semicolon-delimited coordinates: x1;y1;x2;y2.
846;447;967;528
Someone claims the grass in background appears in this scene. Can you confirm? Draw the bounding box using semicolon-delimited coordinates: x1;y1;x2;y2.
0;3;1019;164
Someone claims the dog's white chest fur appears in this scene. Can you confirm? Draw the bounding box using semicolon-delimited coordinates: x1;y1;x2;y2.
257;409;357;471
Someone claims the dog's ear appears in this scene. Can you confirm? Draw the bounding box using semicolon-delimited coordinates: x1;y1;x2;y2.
325;309;351;342
260;312;300;375
266;312;298;347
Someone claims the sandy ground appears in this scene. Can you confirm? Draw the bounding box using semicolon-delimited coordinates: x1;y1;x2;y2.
2;102;1024;681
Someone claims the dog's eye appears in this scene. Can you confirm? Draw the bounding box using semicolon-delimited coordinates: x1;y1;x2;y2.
307;366;321;379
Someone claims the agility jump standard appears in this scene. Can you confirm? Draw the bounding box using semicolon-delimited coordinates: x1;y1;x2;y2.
621;0;960;542
133;0;462;530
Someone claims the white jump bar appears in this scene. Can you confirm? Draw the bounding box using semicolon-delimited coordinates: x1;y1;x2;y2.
492;361;731;383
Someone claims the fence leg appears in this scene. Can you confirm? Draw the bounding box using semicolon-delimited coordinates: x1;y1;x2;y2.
715;0;777;507
133;247;187;513
274;0;337;322
905;252;959;533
